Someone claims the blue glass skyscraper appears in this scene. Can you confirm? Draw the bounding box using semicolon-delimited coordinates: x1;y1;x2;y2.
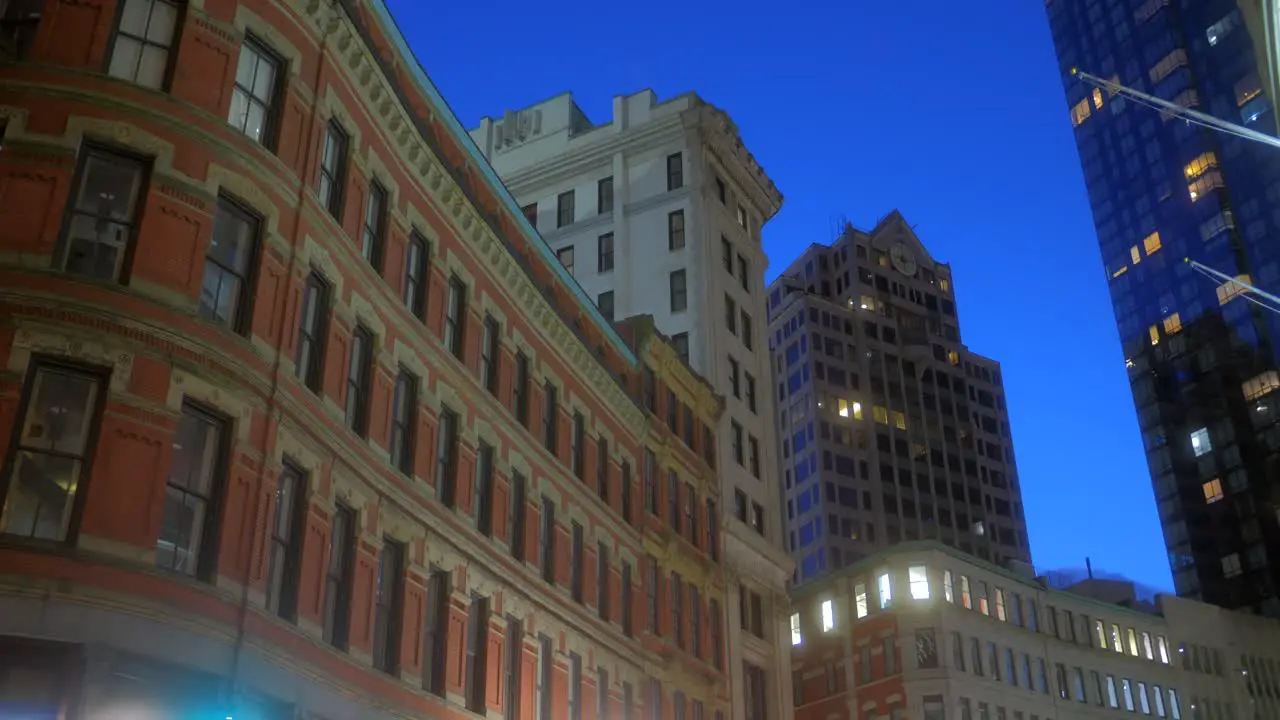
1047;0;1280;615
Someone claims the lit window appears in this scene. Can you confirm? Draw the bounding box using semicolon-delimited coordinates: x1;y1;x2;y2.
960;575;972;609
908;565;929;600
1190;428;1211;457
1148;49;1188;84
947;351;960;366
1157;636;1171;664
1221;553;1242;578
1163;313;1182;335
790;612;802;646
994;588;1006;621
1142;632;1154;660
821;599;836;631
228;37;281;145
1243;371;1280;400
939;279;950;292
1070;98;1092;127
1149;325;1160;346
860;295;876;311
1130;246;1142;264
892;411;907;430
1094;620;1107;649
1092;87;1104;110
943;570;954;603
1184;152;1218;180
837;398;863;419
977;581;989;615
1188;171;1224;201
1142;232;1162;256
1111;624;1123;653
108;0;180;90
877;572;892;608
1112;265;1128;279
873;406;888;425
854;582;868;618
1202;478;1223;504
1217;274;1252;305
1127;628;1139;656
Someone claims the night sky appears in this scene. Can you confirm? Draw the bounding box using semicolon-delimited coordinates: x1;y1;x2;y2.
385;0;1173;590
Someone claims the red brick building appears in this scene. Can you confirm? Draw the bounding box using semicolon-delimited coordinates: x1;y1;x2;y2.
0;1;729;718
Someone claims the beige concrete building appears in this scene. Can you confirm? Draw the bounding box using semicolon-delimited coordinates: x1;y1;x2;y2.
788;541;1280;720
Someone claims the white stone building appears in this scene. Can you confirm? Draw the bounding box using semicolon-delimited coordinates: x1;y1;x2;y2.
470;90;795;720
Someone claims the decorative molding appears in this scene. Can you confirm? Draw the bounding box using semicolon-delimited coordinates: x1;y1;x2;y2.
167;368;256;442
7;325;134;393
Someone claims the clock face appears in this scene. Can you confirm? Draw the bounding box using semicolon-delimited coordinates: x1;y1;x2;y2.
890;242;918;276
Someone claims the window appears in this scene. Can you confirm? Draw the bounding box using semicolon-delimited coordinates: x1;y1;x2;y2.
108;0;179;89
668;470;681;530
884;638;898;674
465;594;490;712
539;497;556;583
706;498;718;560
710;598;723;668
821;599;836;631
572;412;586;479
684;482;696;542
322;504;356;650
878;572;892;608
995;588;1006;621
435;407;459;508
228;36;281;145
738;255;750;292
597;542;609;620
598;176;614;214
909;565;930;600
854;582;868;618
745;373;757;412
481;315;501;395
741;311;753;349
666;153;683;190
295;272;329;392
443;276;466;359
157;404;226;578
543;382;559;453
598;232;614;272
726;294;737;334
748;436;760;477
646;556;660;632
509;472;527;560
570;521;584;602
731;421;743;464
597;668;610;720
671;333;689;363
671;572;684;647
422;569;450;695
943;570;954;602
598;291;615;322
1202;478;1223;503
344;325;373;436
266;462;306;621
960;575;972;608
404;231;429;318
668;209;686;250
596;438;610;501
1190;427;1211;456
670;269;688;311
389;370;417;475
790;612;802;645
1;362;105;542
557;190;575;228
1221;552;1242;577
372;540;404;674
568;652;583;720
58;146;147;282
557;246;575;275
504;615;523;720
475;442;495;537
514;353;531;425
361;181;388;270
317;120;348;218
537;635;553;720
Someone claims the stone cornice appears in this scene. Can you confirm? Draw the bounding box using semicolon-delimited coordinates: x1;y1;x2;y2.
687;105;784;222
282;0;645;434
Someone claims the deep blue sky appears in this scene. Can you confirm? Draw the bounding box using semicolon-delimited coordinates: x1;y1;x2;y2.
386;0;1172;590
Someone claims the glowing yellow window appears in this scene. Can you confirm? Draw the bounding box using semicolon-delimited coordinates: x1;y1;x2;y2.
1189;171;1224;201
939;279;950;292
1149;325;1160;346
948;351;960;366
1142;232;1162;255
912;443;927;459
1130;246;1142;264
892;411;907;430
1242;371;1280;401
1163;313;1182;335
877;252;889;268
860;295;876;311
1216;274;1251;305
837;398;864;420
873;405;889;425
1092;87;1104;109
851;401;864;420
1070;98;1092;127
1111;266;1129;279
1202;478;1224;504
1184;152;1218;180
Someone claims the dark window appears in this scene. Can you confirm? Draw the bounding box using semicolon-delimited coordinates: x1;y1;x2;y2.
710;599;723;669
266;462;307;622
716;177;726;203
621;460;633;524
108;0;181;90
0;361;105;543
649;678;662;720
621;561;633;637
540;497;556;583
200;197;259;332
624;683;633;720
521;203;537;227
157;403;226;580
295;271;329;392
690;585;701;656
721;237;733;272
570;521;584;603
389;370;417;475
435;407;459;508
597;176;614;214
597;437;610;501
443;275;466;359
666;153;683;191
597;667;610;720
568;652;583;720
671;333;689;363
542;382;559;454
646;556;659;633
706;498;718;561
481;315;501;395
671;572;684;648
344;325;373;436
57;145;148;282
557;190;575;228
227;36;281;146
738;255;750;292
537;634;553;720
372;539;404;674
322;503;356;650
403;231;429;318
598;291;615;322
361;181;387;271
422;568;450;695
670;270;687;311
597;541;610;621
465;594;491;712
475;441;495;537
668;210;685;250
685;482;697;544
644;450;658;515
504;615;524;720
572;411;585;479
513;353;531;425
668;470;681;530
509;471;527;560
317;121;348;219
598;232;614;272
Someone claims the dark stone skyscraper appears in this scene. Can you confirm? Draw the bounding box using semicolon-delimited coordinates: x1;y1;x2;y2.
1047;0;1280;616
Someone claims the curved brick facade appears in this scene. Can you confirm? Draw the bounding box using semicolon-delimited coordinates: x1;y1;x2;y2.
0;1;728;718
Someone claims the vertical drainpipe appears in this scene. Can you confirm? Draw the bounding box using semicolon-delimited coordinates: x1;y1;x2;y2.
225;0;340;712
